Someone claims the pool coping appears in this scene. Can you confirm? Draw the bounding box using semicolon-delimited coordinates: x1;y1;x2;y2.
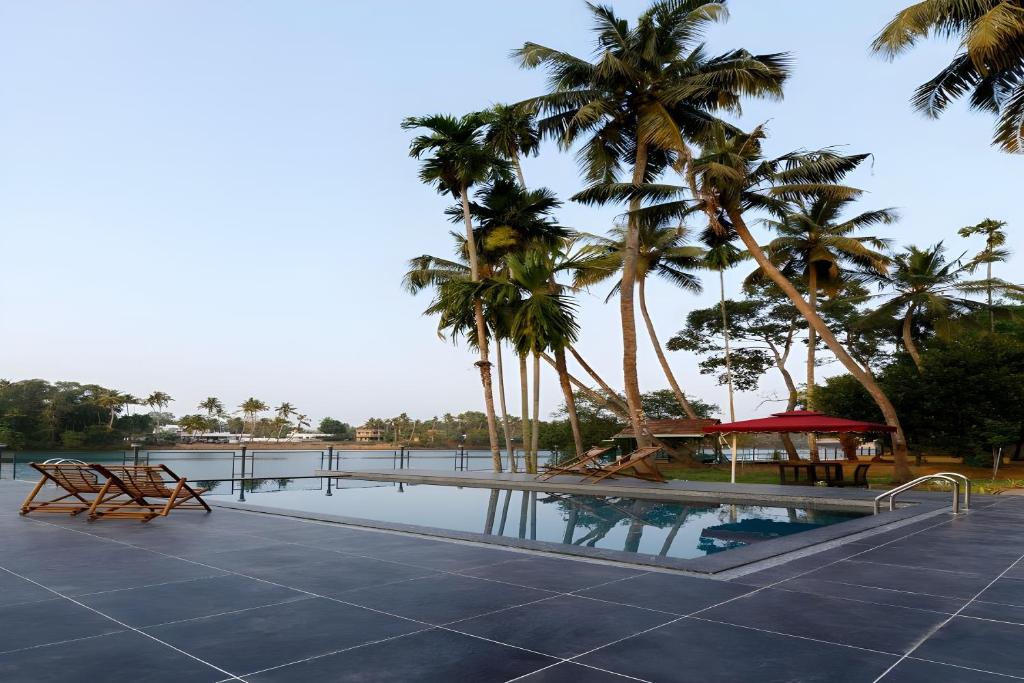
212;471;952;574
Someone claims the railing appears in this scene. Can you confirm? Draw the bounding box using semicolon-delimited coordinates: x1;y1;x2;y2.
874;473;971;514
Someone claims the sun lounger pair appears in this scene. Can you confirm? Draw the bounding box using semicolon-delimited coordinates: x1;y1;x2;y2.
20;463;211;522
538;445;665;484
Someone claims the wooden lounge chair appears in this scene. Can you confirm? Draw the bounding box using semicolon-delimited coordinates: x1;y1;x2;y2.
20;462;129;516
537;446;616;481
580;446;665;484
87;464;211;522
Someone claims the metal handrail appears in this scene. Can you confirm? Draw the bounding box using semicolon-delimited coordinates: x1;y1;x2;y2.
873;474;967;514
933;472;971;511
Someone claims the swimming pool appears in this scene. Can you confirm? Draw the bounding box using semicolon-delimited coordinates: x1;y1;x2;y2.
211;479;868;561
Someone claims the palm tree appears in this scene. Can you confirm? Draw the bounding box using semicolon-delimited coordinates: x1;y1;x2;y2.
872;0;1024;152
292;413;311;440
493;247;583;471
274;402;297;440
402;113;510;472
958;218;1010;331
482;103;539;188
517;0;790;446
239;398;268;442
756;196;895;459
144;391;173;434
95;389;126;429
614;124;914;480
865;242;1018;372
575;223;704;419
198;396;224;418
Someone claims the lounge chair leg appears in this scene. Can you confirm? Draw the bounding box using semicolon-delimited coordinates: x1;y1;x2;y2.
19;477;49;515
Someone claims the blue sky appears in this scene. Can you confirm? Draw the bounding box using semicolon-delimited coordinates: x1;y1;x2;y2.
2;1;1020;425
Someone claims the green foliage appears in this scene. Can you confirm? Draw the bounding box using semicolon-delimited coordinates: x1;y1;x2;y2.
0;379;160;450
817;334;1024;464
319;417;354;440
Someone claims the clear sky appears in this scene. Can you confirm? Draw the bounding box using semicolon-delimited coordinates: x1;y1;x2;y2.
2;1;1020;426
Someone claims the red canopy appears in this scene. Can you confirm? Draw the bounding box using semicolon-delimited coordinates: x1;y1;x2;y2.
702;410;896;434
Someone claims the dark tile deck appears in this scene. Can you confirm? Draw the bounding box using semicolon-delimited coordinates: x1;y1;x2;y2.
2;479;1023;682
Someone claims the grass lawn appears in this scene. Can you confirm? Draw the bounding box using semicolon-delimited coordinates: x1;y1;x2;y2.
661;457;1024;493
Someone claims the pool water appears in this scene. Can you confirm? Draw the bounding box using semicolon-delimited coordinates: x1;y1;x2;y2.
217;480;868;560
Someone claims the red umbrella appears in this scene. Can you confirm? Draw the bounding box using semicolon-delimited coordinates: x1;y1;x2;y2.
702;410;896;434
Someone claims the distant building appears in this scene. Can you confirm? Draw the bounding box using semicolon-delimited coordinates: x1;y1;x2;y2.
610;418;720;462
355;427;386;442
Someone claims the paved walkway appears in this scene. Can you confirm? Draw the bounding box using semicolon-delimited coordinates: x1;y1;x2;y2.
2;479;1023;682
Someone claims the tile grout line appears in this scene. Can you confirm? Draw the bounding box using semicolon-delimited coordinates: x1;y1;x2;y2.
903;655;1024;680
872;551;1024;682
0;565;248;683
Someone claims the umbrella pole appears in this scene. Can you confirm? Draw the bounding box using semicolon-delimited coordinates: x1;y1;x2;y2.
730;434;738;484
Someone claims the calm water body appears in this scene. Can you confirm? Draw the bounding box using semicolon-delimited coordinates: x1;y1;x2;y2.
4;449;553;482
209;480;866;560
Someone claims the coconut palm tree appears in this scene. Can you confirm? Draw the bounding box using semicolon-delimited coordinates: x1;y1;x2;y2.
482;103;539;188
95;389;126;429
198;396;224;418
603;124;914;480
239;398;268;442
872;0;1024;152
274;402;297;440
864;242;1019;372
754;196;895;459
144;391;173;434
574;223;704;419
492;247;583;471
517;0;790;446
402;113;510;472
292;413;311;440
958;218;1010;331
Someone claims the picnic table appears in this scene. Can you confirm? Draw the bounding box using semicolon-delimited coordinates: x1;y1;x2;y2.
777;461;869;487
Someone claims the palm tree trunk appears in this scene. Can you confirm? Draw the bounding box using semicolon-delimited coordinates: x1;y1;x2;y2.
902;307;924;372
495;342;516;471
544;353;630;420
988;261;994;333
554;346;584;458
719;269;739;481
638;277;698;419
531;352;541;474
460;184;503;472
728;208;912;482
622;141;652;447
519;352;530;474
806;268;819;462
567;346;629;414
512;153;527;189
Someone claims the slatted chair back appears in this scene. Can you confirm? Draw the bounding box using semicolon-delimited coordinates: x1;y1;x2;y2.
581;446;665;484
537;446;615;481
39;464;105;493
104;465;174;498
20;463;113;516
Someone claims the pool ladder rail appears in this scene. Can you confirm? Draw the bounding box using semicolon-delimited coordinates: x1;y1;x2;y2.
873;472;971;515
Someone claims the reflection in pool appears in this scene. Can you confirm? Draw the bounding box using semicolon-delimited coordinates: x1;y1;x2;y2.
210;478;867;560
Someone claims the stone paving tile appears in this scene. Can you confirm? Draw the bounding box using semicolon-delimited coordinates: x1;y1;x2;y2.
244;628;557;682
513;662;632;681
803;559;994;599
577;616;898;682
0;630;226;683
0;598;124;654
574;571;753;615
453;594;676;658
457;556;643;592
775;575;967;614
339;573;551;624
913;616;1024;677
77;574;309;627
961;599;1024;626
699;587;949;654
883;658;1018;682
142;597;422;676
